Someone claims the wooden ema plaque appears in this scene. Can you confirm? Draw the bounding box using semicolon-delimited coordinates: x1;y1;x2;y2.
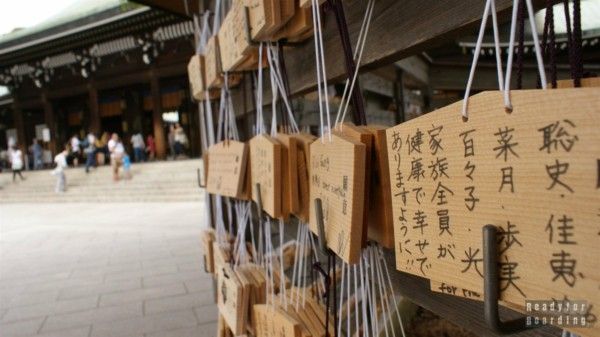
218;0;254;72
386;88;600;335
253;304;302;337
217;265;248;336
246;0;294;41
555;77;600;89
187;55;205;100
250;134;282;218
276;133;298;219
206;141;249;199
294;133;316;222
309;134;366;264
333;123;373;247
363;125;395;248
204;35;241;89
272;5;312;42
201;228;216;274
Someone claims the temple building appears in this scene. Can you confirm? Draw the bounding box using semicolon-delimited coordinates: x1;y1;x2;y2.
0;0;201;160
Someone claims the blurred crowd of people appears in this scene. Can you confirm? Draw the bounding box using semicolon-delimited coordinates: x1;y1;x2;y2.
1;123;189;193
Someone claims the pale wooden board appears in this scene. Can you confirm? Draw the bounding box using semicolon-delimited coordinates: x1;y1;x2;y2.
246;0;273;40
204;35;221;89
187;55;204;100
363;125;395;248
250;134;282;218
309;134;366;264
333;123;372;246
272;5;312;41
218;0;254;72
294;133;316;223
217;265;245;336
555;77;600;89
386;88;600;336
276;133;299;217
201;228;216;274
206;141;249;199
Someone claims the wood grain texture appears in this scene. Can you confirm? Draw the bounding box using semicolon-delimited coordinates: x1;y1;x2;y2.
250;134;282;218
206;141;249;199
294;133;317;223
276;133;300;218
309;134;366;264
217;265;246;335
385;88;600;336
381;249;561;337
363;125;395;249
218;0;254;72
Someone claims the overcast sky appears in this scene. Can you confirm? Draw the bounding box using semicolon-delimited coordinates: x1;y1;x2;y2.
0;0;80;36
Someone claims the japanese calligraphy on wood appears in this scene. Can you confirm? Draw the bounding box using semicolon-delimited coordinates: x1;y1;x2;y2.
206;141;249;199
218;0;254;72
250;134;282;218
386;88;600;334
217;265;247;336
309;134;366;264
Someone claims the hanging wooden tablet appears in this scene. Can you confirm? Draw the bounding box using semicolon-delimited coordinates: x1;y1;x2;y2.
213;241;232;271
555;77;600;89
333;123;373;246
218;0;255;72
217;265;247;336
206;141;249;199
294;133;316;222
272;6;312;42
253;304;302;337
250;134;282;218
187;55;204;100
276;133;298;218
309;134;366;264
204;36;242;89
201;228;216;274
246;0;279;41
386;88;600;335
363;125;395;249
217;314;233;337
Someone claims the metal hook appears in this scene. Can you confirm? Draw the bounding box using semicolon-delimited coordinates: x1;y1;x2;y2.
483;224;537;334
197;168;206;188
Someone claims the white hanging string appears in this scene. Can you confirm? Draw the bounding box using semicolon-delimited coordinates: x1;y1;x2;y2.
255;43;266;135
269;47;280;137
212;0;222;35
278;219;287;308
335;0;376;130
380;246;406;337
337;263;346;337
311;0;332;142
462;0;505;119
503;0;547;110
266;44;300;134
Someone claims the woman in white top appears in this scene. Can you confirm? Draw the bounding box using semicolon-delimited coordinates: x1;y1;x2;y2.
9;145;25;182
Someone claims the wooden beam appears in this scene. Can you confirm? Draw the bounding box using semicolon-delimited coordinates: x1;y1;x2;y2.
233;0;548;114
11;97;26;151
429;63;574;91
87;83;101;134
150;71;167;159
41;91;57;154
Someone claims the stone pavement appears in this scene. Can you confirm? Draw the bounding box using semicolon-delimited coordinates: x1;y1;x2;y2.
0;202;217;337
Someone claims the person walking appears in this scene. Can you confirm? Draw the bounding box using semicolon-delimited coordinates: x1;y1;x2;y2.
131;132;145;163
108;133;124;181
146;134;156;161
70;134;81;166
167;125;175;159
53;146;68;193
173;123;188;158
9;145;25;182
84;132;96;173
30;138;43;170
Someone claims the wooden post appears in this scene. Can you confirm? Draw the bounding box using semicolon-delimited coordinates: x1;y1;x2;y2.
150;72;166;159
392;68;405;124
11;96;26;151
87;83;101;134
41;90;56;154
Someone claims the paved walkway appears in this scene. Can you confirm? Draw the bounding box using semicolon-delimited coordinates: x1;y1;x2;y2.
0;203;216;337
